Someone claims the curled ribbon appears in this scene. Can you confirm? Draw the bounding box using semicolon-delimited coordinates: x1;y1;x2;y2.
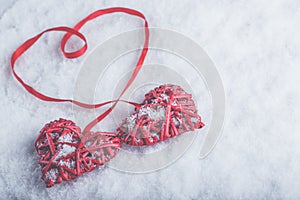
11;7;149;132
11;7;204;188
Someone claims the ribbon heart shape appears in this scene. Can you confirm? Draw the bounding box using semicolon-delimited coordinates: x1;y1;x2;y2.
11;7;204;187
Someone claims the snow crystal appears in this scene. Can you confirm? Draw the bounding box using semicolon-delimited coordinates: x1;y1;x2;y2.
160;93;169;101
51;132;60;139
137;106;166;121
126;114;137;131
172;117;181;127
58;133;74;143
56;144;76;159
45;168;58;182
58;160;75;169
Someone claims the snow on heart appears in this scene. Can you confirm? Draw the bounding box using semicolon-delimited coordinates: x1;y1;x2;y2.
35;119;120;188
34;85;204;187
117;84;205;146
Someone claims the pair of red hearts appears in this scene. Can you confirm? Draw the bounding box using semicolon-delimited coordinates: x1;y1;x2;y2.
9;7;205;188
35;84;204;187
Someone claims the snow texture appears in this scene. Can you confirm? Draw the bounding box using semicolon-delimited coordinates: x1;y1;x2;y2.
1;0;300;199
137;106;166;121
45;169;59;183
56;144;76;160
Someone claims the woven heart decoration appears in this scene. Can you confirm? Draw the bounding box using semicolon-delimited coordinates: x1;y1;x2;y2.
35;119;120;187
117;84;205;146
11;7;207;188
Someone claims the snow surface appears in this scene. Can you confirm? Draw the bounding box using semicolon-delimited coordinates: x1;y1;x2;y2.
1;0;300;199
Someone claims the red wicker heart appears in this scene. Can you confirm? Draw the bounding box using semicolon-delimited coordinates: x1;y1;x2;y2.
35;85;204;187
35;119;120;187
117;84;205;146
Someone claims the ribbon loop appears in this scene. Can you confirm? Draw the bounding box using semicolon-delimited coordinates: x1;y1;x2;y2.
11;7;149;132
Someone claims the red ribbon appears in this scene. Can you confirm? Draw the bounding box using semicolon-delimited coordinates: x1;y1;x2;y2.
11;7;149;132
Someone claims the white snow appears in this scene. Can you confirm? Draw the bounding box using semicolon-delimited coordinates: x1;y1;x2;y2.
137;106;166;121
1;0;300;199
56;144;76;159
58;160;75;169
125;114;137;131
160;93;169;101
124;105;166;132
45;168;58;182
172;117;180;127
57;133;74;143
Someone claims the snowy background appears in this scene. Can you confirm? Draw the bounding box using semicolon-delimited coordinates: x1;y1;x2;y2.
1;0;300;199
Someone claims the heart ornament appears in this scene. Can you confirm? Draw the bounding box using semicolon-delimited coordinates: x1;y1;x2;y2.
35;85;204;187
12;7;206;188
117;84;205;146
35;119;120;187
